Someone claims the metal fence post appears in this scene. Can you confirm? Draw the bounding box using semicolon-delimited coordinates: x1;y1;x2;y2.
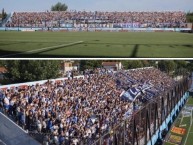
123;120;126;145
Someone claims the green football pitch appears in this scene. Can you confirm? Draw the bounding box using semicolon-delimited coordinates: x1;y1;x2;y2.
165;97;193;145
0;31;193;58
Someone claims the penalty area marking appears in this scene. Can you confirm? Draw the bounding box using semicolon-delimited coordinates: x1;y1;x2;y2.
1;41;83;57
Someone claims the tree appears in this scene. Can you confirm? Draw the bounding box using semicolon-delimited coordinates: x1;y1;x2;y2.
174;60;187;75
51;2;68;11
79;60;102;71
158;60;176;74
0;60;6;66
4;60;60;83
186;12;193;23
122;60;143;69
2;8;7;20
187;61;193;72
175;60;187;69
141;60;150;67
148;60;159;68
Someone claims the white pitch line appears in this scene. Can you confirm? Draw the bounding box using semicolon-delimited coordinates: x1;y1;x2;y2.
1;41;83;57
184;109;192;145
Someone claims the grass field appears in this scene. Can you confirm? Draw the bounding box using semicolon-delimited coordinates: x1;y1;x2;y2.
0;31;193;58
165;97;193;145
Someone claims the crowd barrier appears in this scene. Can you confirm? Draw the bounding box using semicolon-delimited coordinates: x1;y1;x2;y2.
0;75;84;91
90;76;191;145
0;27;191;32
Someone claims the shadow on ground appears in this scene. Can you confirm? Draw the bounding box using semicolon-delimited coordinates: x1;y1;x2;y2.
0;43;193;58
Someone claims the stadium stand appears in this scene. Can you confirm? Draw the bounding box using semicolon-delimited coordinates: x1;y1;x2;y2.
5;11;187;28
0;67;190;145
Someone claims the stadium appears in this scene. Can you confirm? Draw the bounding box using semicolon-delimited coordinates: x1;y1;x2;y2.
0;9;193;57
0;66;192;145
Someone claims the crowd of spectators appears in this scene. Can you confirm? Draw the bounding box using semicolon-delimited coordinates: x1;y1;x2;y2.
0;67;176;145
5;11;187;28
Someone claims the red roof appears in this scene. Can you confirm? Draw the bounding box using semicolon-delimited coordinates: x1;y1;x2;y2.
0;67;7;73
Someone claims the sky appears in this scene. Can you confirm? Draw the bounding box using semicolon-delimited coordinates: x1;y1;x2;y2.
0;0;193;13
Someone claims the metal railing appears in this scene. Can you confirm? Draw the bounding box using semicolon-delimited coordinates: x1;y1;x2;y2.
90;76;191;145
